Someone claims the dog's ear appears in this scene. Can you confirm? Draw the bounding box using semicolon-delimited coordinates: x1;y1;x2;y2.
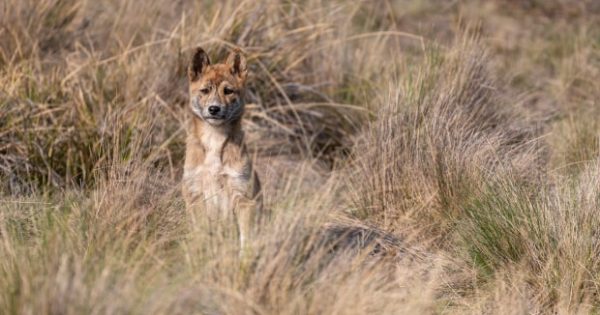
188;47;210;82
226;49;248;83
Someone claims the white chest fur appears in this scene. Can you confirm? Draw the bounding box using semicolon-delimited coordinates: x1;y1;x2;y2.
183;126;249;212
201;127;226;176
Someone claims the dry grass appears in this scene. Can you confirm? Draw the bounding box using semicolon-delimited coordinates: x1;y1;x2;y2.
1;0;600;314
348;36;545;235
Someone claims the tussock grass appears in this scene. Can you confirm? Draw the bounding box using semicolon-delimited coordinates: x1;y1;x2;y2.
457;161;600;312
2;0;600;313
0;162;449;314
349;36;544;236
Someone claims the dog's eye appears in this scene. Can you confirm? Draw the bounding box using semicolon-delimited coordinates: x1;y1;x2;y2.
223;87;235;95
200;88;210;95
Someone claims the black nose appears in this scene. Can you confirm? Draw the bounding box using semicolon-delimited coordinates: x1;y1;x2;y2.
208;106;221;115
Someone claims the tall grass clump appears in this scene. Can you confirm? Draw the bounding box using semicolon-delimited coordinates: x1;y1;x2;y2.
349;35;545;236
457;159;600;311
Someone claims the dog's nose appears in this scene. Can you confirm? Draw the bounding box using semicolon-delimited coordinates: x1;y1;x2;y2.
208;106;221;115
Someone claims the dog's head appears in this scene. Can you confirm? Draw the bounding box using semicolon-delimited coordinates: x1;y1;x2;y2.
187;47;248;126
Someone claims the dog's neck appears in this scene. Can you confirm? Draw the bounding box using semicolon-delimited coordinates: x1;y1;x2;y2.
189;116;242;154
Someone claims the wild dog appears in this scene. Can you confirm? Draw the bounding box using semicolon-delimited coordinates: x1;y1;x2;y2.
182;47;262;248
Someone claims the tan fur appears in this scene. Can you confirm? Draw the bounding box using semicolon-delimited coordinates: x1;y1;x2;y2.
182;47;262;248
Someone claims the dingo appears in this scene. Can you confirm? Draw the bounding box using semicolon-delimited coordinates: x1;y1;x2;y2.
182;47;262;248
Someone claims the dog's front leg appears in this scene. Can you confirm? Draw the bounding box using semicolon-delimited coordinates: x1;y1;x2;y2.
234;195;256;250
